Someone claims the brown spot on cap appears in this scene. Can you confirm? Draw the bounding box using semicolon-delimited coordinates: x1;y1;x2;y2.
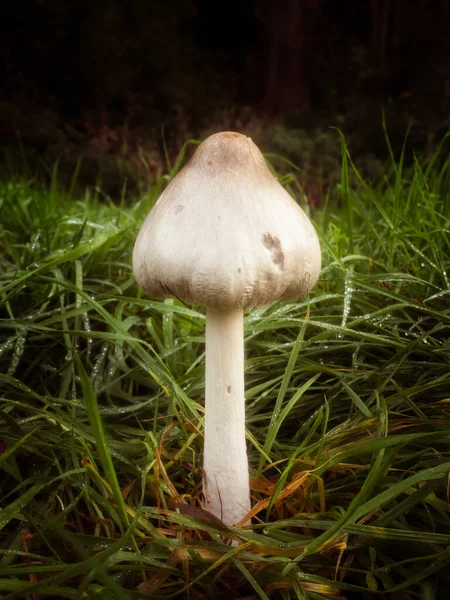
261;232;285;270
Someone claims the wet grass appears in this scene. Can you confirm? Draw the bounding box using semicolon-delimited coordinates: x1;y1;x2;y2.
0;137;449;599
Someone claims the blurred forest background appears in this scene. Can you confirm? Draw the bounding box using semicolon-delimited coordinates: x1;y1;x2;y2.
1;0;450;199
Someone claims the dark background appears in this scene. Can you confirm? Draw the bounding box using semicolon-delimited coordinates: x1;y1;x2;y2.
1;0;449;197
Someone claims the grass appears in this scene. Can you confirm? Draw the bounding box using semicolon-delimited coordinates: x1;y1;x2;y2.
0;135;449;599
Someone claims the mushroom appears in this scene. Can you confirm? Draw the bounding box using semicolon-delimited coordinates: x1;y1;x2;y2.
133;131;321;527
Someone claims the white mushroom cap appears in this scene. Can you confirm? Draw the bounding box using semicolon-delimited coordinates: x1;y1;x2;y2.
133;131;321;310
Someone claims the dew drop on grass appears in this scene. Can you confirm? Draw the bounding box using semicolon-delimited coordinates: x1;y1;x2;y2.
339;267;354;337
352;347;359;370
0;338;14;358
106;361;117;382
342;286;354;328
91;342;109;391
30;231;41;254
8;330;28;376
246;309;264;325
82;313;93;358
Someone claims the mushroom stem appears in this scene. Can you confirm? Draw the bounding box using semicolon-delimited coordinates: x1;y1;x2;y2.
203;308;250;526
